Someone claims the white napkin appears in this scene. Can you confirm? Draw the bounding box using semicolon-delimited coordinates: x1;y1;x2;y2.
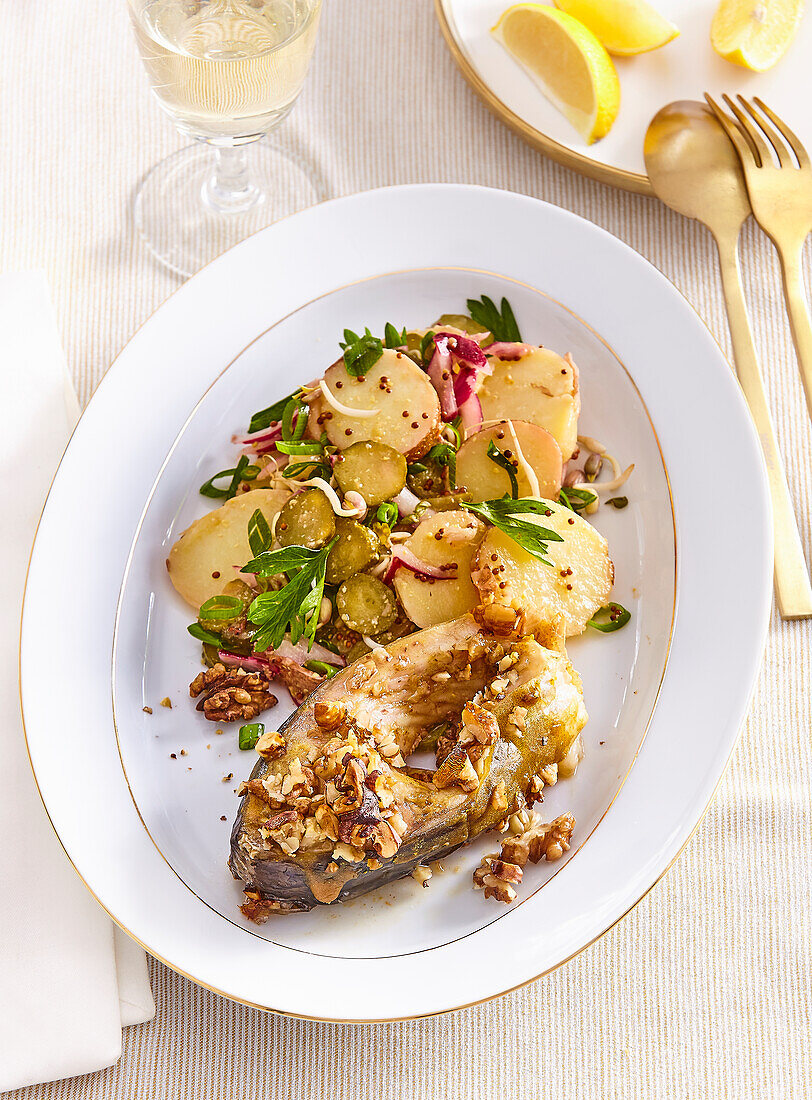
0;271;155;1092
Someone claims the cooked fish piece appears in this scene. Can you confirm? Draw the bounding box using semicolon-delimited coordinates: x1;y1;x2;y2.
229;612;587;920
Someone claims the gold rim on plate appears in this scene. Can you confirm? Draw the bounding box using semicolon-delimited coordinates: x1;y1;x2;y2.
434;0;654;196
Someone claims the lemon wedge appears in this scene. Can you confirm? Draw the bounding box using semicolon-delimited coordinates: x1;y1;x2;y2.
491;4;620;144
711;0;805;71
553;0;680;55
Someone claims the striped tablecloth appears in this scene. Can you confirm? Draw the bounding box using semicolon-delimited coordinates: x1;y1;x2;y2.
2;1;810;1096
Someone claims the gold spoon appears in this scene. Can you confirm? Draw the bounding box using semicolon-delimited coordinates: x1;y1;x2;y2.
645;99;812;620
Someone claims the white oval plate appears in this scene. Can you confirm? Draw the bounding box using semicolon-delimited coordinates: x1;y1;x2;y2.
21;185;771;1020
437;0;812;193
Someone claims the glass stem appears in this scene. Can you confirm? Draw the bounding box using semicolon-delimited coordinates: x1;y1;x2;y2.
202;143;263;214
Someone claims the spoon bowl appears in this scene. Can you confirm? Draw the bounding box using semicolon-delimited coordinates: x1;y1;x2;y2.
644;100;750;235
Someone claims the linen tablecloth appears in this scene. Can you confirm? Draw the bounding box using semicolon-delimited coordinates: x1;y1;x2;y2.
2;1;810;1096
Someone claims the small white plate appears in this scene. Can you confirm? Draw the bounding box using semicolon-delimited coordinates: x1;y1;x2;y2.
436;0;812;193
21;185;771;1019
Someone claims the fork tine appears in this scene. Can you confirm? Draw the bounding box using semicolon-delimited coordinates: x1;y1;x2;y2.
753;96;811;170
704;94;757;166
737;95;791;167
723;93;771;167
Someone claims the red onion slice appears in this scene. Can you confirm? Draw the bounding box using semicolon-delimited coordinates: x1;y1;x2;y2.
384;543;459;584
457;393;483;436
427;336;458;421
484;341;534;361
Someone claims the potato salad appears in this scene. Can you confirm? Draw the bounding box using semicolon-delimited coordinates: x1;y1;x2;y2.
167;295;632;738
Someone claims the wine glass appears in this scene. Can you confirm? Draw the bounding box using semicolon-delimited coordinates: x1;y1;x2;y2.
127;0;323;277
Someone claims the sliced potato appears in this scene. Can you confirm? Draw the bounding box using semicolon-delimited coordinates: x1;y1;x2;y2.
312;349;441;459
478;347;580;459
456;420;563;501
393;510;484;629
167;488;291;608
472;499;613;636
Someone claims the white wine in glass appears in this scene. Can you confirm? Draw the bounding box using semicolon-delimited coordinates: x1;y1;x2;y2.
128;0;323;276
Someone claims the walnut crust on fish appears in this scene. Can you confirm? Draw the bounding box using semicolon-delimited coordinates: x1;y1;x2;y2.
229;613;587;920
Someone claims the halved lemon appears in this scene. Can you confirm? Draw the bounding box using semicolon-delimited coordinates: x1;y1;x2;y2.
554;0;680;55
711;0;805;71
491;4;620;144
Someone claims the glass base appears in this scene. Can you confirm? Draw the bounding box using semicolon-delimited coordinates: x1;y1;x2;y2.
134;140;323;278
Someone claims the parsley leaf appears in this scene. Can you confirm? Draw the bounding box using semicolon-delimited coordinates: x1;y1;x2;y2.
383;322;408;349
339;328;384;377
486;441;519;499
242;540;336;652
466;295;522;342
463;498;563;565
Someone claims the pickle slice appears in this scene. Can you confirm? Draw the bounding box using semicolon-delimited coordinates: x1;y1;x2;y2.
337;574;398;636
432;313;491;337
275;489;336;550
325;517;380;585
333;440;407;507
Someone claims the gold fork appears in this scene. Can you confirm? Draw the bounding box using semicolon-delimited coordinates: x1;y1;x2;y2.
705;94;812;425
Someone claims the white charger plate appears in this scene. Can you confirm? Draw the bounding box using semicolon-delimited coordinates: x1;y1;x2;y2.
21;185;771;1019
436;0;812;193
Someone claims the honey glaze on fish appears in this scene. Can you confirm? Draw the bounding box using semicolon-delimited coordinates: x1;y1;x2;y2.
229;612;587;921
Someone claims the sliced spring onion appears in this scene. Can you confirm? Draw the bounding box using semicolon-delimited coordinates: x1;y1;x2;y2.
187;622;222;646
276;440;324;455
284;458;332;481
304;660;340;678
199;455;260;499
588;603;631;633
238;723;264;750
248;389;299;434
376;501;398;526
281;397;309;441
198;594;244;621
248;508;273;557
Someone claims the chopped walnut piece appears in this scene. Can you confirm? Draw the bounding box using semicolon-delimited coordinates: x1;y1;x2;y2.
474;813;575;904
488;779;509;817
500;812;575;867
240;889;302;922
189;663;277;722
314;700;346;731
461;701;499;745
473;602;525;638
256;729;286;760
433;744;479;792
473;855;523;903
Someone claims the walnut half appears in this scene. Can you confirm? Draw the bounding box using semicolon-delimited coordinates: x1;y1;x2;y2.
189;662;277;722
